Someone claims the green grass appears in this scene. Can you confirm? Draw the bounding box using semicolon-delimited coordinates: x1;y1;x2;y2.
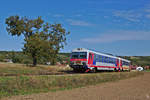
0;71;144;98
144;69;150;72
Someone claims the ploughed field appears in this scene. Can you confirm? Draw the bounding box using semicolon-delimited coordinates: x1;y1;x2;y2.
3;72;150;100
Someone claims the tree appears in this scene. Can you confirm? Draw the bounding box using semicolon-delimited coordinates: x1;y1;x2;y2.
6;16;69;66
44;23;70;65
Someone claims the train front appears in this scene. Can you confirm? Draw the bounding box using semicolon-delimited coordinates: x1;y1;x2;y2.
69;48;88;72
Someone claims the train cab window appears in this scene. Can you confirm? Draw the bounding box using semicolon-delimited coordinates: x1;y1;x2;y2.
71;52;87;59
71;52;79;59
79;52;87;59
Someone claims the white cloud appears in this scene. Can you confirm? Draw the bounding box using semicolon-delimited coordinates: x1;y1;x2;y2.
75;14;82;17
67;19;93;26
113;10;142;22
144;9;150;13
53;14;64;17
145;14;150;18
81;30;150;43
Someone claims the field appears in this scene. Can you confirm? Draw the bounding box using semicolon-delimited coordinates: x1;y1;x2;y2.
3;72;149;100
0;62;71;76
0;62;144;99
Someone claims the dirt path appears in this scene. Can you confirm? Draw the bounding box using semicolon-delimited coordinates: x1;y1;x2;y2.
2;72;150;100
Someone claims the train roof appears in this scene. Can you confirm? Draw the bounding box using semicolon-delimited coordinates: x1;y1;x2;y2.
72;48;130;62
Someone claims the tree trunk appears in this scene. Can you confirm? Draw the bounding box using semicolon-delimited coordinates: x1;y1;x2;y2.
33;56;37;67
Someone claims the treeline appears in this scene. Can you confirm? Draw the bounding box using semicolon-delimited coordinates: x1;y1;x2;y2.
0;51;70;65
1;51;150;66
120;56;150;66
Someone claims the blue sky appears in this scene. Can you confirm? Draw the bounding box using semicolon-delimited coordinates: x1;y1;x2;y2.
0;0;150;56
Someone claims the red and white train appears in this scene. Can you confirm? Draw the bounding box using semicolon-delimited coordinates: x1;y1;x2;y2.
69;48;131;72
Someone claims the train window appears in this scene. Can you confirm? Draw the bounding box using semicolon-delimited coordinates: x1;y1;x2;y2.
105;57;108;63
104;57;107;63
98;55;100;62
102;56;104;62
113;59;116;64
122;61;129;65
101;56;104;62
103;56;106;63
103;56;105;62
94;54;96;61
111;58;113;64
106;57;108;63
96;55;99;61
109;58;111;63
71;52;79;59
79;52;87;59
109;58;112;63
100;55;102;62
71;52;87;59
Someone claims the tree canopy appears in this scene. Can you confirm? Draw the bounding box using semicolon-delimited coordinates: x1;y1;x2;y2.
5;16;70;66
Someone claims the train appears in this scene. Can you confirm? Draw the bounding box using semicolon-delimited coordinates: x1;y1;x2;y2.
69;48;131;72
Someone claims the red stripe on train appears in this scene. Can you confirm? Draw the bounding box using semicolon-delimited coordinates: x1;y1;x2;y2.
70;59;87;61
88;65;116;68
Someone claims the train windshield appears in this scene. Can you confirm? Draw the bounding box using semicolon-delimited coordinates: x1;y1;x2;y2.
71;52;87;59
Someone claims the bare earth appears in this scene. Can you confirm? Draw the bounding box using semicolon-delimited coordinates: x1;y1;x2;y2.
2;72;150;100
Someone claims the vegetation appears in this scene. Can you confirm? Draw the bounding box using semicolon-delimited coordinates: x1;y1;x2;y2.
121;56;150;66
5;16;70;66
0;51;70;65
0;62;71;76
1;51;150;67
0;71;143;98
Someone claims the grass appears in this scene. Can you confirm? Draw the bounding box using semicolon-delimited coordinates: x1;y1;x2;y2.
0;62;71;76
144;69;150;72
0;71;144;98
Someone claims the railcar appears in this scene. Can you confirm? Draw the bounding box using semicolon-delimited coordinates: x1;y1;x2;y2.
69;48;131;72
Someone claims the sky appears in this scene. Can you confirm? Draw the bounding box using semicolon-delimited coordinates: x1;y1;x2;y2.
0;0;150;56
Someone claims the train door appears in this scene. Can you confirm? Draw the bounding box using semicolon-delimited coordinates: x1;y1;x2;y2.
116;59;120;70
88;53;94;65
120;60;122;70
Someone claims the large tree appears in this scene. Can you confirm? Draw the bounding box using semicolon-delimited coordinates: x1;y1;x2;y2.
6;16;70;66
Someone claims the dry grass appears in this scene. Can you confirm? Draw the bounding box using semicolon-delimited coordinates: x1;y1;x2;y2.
0;62;71;76
0;71;144;98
